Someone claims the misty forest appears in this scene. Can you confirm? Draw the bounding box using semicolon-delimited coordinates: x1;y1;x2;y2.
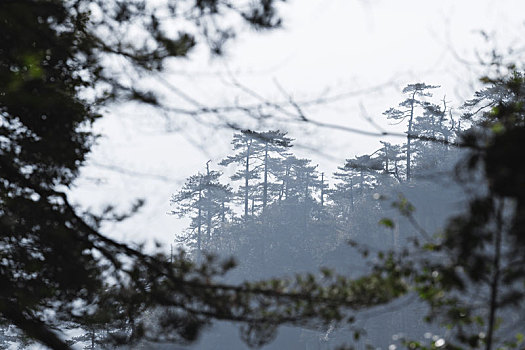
1;1;525;350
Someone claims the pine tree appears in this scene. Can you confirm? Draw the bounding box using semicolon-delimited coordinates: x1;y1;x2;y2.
344;154;382;193
278;156;319;203
220;131;263;220
256;131;293;210
411;98;457;174
203;161;234;248
220;130;292;219
330;166;360;222
170;162;232;252
379;141;405;182
383;83;439;181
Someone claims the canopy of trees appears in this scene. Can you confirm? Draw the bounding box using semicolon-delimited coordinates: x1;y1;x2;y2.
167;77;525;349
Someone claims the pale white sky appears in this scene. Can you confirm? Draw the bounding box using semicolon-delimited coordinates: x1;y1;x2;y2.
69;0;525;250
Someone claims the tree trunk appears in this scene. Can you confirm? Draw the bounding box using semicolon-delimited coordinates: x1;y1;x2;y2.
406;91;416;181
197;188;202;252
350;177;355;213
263;143;268;209
244;141;251;220
283;164;290;200
304;173;309;231
320;172;325;207
206;161;212;243
384;144;389;173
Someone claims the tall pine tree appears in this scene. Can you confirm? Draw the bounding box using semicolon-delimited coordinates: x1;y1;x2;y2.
383;83;439;181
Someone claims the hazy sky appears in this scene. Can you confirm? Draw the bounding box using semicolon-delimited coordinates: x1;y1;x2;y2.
69;0;525;250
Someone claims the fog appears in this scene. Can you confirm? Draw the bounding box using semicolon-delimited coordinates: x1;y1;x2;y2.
162;106;466;349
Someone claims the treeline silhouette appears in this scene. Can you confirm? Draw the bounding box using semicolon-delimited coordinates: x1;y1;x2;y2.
168;83;465;349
